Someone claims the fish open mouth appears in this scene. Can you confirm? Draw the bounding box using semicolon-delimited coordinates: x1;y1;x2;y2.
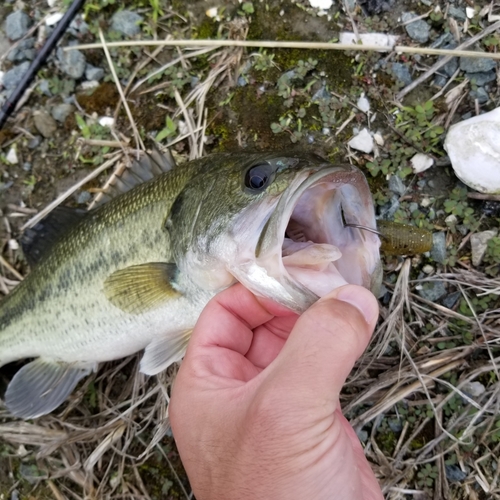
256;164;381;310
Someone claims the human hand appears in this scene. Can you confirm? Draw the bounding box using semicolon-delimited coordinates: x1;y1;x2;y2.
170;283;383;500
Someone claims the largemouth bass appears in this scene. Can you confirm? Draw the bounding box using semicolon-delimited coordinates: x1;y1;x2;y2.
0;151;381;418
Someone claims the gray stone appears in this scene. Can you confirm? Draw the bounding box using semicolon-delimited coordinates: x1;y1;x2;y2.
391;63;412;85
22;162;31;171
448;6;466;21
27;135;42;149
462;381;485;397
469;87;489;104
69;17;89;36
38;79;52;96
418;281;447;302
430;231;447;264
3;61;30;89
460;56;496;73
443;58;459;77
433;74;448;88
51;103;74;123
85;64;104;81
442;291;460;309
111;10;143;37
467;71;496;87
76;190;91;204
402;12;430;44
7;37;35;62
388;419;403;433
471;229;498;266
445;465;467;483
33;109;58;138
57;47;86;79
388;174;405;196
6;11;31;41
430;32;453;48
356;429;368;443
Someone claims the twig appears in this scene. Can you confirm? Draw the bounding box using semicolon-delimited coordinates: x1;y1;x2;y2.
66;38;500;60
99;29;144;152
468;192;500;201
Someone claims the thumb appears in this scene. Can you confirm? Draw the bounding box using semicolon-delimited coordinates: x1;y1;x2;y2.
262;284;379;410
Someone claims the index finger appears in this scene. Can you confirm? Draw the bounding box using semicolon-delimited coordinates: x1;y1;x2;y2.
189;284;295;356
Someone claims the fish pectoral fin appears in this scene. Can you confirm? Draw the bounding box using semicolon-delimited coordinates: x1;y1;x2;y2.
4;359;96;419
103;263;181;314
140;330;192;375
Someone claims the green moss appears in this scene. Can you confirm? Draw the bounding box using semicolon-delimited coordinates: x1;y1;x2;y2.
194;17;218;39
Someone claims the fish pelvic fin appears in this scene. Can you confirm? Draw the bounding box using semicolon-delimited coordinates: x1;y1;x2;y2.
103;262;181;314
140;329;192;375
4;359;96;419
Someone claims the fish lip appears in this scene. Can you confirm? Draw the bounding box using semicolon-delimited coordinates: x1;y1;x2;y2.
255;163;380;303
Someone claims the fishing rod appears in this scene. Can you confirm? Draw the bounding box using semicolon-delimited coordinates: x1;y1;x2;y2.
0;0;86;130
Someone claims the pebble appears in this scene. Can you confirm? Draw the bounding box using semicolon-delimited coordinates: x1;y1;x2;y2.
459;55;496;73
7;37;36;62
410;153;433;173
444;107;500;193
51;103;74;123
45;12;64;26
467;71;496;87
357;93;370;113
442;291;460;309
422;264;434;274
359;0;395;15
308;0;333;9
445;214;457;225
402;12;430;43
462;381;486;397
418;281;447;302
33;109;58;138
76;191;91;204
356;429;368;443
85;64;104;81
430;231;447;264
339;32;398;49
391;63;412;85
111;10;143;36
6;147;18;164
38;79;52;96
445;465;467;482
469;87;489;104
57;47;86;79
433;74;447;88
440;44;459;77
22;162;31;171
388;175;405;196
27;135;42;149
470;229;498;266
348;128;374;153
388;418;403;433
448;6;466;21
3;61;30;90
6;11;31;41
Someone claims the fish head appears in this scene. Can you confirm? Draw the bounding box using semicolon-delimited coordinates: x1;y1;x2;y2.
170;152;381;313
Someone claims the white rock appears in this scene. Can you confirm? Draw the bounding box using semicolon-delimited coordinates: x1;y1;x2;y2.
421;197;432;208
98;116;114;127
6;147;18;165
8;239;19;250
47;0;57;6
80;80;99;90
339;32;398;49
0;71;4;86
462;381;485;397
308;0;333;10
422;264;434;274
206;7;219;19
46;12;64;26
357;93;370;113
466;7;475;18
410;153;434;173
445;214;457;225
470;229;498;266
348;128;374;153
444;107;500;193
373;131;384;146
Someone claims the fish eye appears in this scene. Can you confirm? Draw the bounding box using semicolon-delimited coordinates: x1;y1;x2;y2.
245;163;274;192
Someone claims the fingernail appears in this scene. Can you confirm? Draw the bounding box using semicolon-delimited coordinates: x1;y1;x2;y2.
330;285;379;324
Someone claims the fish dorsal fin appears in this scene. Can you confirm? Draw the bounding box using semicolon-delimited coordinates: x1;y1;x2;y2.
5;359;96;419
21;206;87;267
103;262;181;314
140;329;192;375
91;146;176;208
